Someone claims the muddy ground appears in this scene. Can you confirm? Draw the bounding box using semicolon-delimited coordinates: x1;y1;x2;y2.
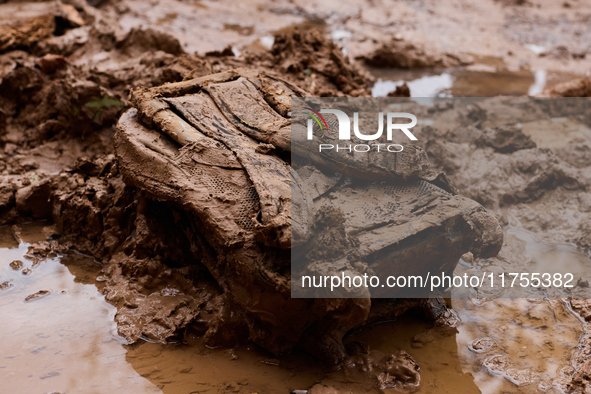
1;0;591;393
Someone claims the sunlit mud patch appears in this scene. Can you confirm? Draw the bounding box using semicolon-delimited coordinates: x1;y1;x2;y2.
0;223;159;393
454;297;583;393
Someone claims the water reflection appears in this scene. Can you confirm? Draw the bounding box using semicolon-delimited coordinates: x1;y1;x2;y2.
370;68;539;98
1;222;587;393
0;223;159;393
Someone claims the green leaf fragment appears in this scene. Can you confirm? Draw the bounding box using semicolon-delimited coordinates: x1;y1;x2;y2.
84;95;125;109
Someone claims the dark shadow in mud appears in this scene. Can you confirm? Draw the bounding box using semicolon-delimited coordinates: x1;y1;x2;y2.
60;251;106;289
121;312;480;394
123;337;326;394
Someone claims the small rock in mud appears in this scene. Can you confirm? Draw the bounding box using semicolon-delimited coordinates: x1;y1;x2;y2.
386;82;411;98
476;126;537;153
483;354;539;386
0;280;13;290
375;351;420;389
360;38;472;69
9;260;23;270
24;289;50;302
469;337;498;353
36;54;66;74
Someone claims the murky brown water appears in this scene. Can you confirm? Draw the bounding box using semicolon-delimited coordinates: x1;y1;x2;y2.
1;222;587;393
368;66;581;98
455;298;581;393
0;223;160;393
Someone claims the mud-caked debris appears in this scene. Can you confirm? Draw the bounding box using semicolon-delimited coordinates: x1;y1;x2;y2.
24;290;51;302
0;1;86;53
15;178;52;219
540;77;591;97
267;28;374;96
475;126;537;153
375;351;421;389
0;280;13;290
118;69;503;365
9;260;23;270
359;37;472;69
469;337;498;353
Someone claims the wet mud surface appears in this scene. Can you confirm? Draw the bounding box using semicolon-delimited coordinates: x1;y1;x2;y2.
2;224;589;393
1;0;591;392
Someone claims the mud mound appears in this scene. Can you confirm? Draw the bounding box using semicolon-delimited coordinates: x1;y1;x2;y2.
358;37;473;69
47;156;231;347
0;3;215;190
0;4;396;365
1;53;123;144
109;70;504;366
0;1;85;54
266;28;374;97
11;152;451;368
540;77;591;97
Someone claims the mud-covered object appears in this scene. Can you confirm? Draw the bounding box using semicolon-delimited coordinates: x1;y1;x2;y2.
115;68;503;362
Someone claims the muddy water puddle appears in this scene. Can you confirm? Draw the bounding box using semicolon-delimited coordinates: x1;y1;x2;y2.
454;298;581;393
1;222;588;393
368;67;581;98
0;222;160;393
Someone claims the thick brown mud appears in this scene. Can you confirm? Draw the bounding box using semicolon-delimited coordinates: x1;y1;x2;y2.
2;0;591;392
3;223;590;393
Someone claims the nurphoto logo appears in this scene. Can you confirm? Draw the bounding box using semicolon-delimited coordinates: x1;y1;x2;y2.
304;108;418;153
